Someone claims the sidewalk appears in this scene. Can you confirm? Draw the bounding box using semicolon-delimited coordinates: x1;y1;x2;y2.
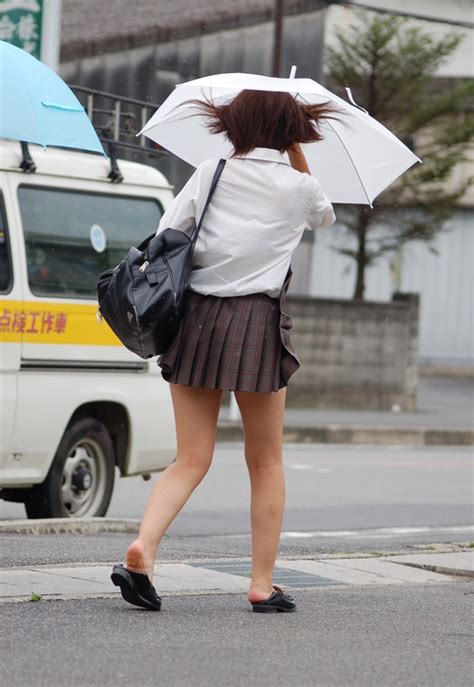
1;552;472;603
218;376;474;445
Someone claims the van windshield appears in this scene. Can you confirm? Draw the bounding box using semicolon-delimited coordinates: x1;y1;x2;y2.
18;186;163;299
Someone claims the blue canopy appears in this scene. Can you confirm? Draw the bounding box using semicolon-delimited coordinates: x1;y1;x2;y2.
0;41;105;155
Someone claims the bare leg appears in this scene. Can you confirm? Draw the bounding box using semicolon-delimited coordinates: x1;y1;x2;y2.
234;387;287;603
126;383;223;580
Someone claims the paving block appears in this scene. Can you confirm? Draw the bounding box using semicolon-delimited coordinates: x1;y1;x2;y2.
0;563;250;599
155;563;249;593
275;557;449;586
0;566;112;597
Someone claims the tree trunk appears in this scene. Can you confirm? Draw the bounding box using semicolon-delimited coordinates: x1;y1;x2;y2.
353;208;370;300
352;58;377;301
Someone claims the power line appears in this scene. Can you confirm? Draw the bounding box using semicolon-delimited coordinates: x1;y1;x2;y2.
329;1;474;29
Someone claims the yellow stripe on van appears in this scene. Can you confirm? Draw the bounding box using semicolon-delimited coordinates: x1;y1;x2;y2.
0;300;122;346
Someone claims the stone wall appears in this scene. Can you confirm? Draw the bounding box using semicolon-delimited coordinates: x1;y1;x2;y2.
285;292;420;410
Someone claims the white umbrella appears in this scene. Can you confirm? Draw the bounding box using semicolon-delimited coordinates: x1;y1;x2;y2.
139;70;421;206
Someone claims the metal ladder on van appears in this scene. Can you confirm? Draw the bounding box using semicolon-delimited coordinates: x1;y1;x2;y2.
20;86;165;183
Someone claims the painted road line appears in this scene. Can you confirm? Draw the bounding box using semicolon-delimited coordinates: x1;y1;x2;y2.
279;525;474;540
2;519;471;539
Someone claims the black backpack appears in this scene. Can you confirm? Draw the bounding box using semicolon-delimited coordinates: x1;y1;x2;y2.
96;159;226;358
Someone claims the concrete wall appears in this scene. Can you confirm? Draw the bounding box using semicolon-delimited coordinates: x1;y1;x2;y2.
286;292;419;410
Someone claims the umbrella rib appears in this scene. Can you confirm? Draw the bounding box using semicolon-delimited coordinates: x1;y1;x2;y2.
323;119;373;208
299;95;373;207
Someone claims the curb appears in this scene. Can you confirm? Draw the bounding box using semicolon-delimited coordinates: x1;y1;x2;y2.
0;544;469;564
1;551;472;604
0;518;140;535
217;422;474;446
392;561;474;579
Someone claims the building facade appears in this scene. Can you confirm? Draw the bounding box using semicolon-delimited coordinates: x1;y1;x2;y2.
57;0;473;368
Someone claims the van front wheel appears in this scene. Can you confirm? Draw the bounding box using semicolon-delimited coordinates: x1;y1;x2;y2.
25;418;116;519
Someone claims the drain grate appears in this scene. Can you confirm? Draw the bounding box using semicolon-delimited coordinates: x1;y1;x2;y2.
189;560;343;588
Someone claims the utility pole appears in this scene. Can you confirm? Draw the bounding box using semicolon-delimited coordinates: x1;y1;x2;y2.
41;0;62;71
272;0;284;76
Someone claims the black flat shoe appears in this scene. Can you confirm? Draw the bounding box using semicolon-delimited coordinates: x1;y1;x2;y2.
111;564;162;611
251;584;296;613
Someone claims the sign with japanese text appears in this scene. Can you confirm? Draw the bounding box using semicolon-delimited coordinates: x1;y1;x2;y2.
0;0;43;60
0;300;121;346
0;305;68;336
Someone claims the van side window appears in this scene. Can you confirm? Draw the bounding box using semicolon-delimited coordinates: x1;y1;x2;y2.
18;186;163;299
0;193;12;293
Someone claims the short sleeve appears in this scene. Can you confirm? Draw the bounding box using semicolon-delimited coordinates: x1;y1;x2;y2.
304;175;336;230
155;165;203;236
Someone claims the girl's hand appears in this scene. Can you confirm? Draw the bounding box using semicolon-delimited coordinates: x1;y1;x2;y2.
287;143;311;174
287;143;302;154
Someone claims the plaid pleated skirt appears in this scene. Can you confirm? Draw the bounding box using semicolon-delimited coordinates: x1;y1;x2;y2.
157;268;300;393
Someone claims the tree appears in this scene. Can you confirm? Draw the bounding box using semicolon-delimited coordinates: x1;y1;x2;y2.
324;13;474;300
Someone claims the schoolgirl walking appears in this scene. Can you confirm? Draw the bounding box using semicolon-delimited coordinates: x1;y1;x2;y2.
111;89;336;612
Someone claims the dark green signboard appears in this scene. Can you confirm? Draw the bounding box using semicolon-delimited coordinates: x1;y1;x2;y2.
0;0;43;59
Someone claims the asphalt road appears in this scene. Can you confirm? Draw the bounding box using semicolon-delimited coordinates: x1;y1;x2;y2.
2;583;473;687
2;443;473;687
1;443;472;567
2;444;472;533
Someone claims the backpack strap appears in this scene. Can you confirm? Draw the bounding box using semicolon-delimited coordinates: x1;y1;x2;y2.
190;158;226;244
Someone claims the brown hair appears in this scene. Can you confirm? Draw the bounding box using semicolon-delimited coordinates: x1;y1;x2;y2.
191;89;340;156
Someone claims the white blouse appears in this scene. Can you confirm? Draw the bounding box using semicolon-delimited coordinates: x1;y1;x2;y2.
155;147;336;298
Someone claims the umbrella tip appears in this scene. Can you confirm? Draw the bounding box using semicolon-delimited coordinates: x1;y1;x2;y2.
345;87;368;114
289;65;297;79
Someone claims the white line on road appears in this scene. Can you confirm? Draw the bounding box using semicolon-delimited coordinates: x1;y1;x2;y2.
279;525;474;539
287;464;331;472
181;524;474;541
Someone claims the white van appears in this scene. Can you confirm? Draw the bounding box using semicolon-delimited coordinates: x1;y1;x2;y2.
0;138;177;519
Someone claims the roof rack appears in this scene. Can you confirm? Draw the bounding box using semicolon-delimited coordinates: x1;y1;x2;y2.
70;86;165;183
18;87;165;183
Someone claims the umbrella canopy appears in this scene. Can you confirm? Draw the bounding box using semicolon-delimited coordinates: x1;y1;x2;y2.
139;72;421;205
0;41;105;155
